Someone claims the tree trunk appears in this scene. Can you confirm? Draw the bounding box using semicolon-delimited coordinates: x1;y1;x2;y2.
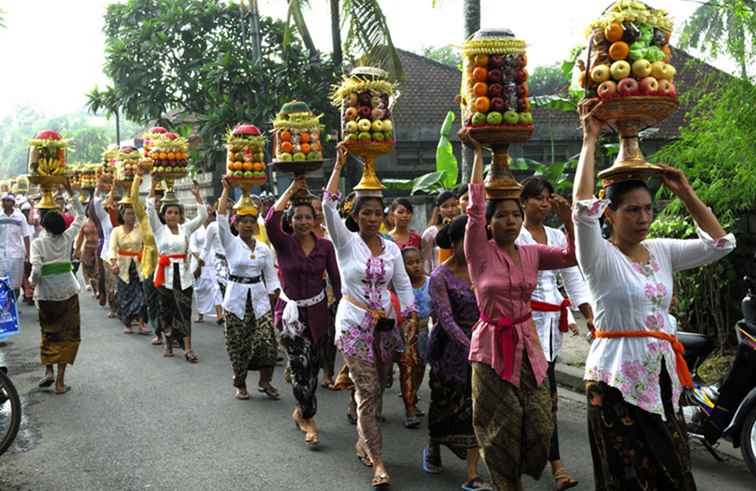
290;2;320;64
460;0;480;183
330;0;343;69
247;0;263;63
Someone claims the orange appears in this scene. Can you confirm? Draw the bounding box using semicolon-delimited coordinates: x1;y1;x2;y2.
662;45;671;62
604;22;624;42
472;67;488;83
280;141;293;153
472;96;490;113
166;152;176;160
234;161;244;171
312;142;322;152
254;162;264;172
242;162;253;171
279;131;292;142
474;54;489;67
608;41;629;61
473;82;488;97
299;132;311;143
158;152;167;160
300;143;311;154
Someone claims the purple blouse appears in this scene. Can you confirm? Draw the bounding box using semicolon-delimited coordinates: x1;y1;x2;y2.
265;209;342;345
428;264;478;385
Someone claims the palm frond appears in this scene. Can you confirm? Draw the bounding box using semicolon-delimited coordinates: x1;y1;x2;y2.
342;0;403;80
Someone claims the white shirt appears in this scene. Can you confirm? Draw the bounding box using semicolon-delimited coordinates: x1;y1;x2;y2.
421;225;440;275
0;208;31;259
203;220;227;284
146;199;207;291
574;197;735;417
29;195;85;301
217;213;279;320
322;192;415;342
517;226;592;362
92;194;113;261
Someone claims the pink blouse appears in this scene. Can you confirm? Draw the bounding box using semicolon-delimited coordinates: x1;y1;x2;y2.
465;183;577;387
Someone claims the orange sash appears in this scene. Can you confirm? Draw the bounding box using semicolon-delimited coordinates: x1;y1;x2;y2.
118;249;143;263
594;330;693;388
153;254;187;288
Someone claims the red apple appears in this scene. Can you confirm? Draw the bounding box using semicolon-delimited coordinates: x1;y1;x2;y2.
232;124;260;136
517;97;530;113
658;79;676;97
488;83;504;98
490;55;505;67
163;132;179;140
490;97;507;112
148;126;167;134
35;129;61;140
597;80;617;99
617;78;639;96
516;83;528;98
487;69;503;83
639;76;659;95
358;106;372;119
514;53;527;68
515;68;528;83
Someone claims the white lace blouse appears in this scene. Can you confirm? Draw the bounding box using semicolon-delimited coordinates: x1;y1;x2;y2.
574;198;735;417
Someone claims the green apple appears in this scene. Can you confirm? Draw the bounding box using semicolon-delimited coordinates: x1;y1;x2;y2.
307;151;322;160
344;133;357;143
384;131;393;140
278;152;293;161
358;119;372;132
590;64;610;83
345;121;358;134
293;152;306;161
632;59;652;78
371;120;384;132
373;132;385;142
610;60;631;80
358;132;371;142
486;111;503;125
518;112;533;124
503;110;519;124
382;120;393;132
471;112;487;126
243;171;253;177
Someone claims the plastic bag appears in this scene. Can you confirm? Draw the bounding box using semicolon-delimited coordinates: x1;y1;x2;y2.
0;276;21;341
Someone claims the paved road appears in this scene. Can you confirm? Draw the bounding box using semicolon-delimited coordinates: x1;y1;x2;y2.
1;294;753;490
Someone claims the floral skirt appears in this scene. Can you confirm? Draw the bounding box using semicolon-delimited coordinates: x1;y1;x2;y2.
157;273;193;339
586;361;696;491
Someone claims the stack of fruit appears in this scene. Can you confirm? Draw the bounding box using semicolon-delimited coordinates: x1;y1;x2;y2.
580;0;676;100
142;126;168;158
79;164;99;189
117;146;141;181
28;129;69;177
273;100;323;162
332;67;396;146
225;124;267;181
149;132;190;178
101;144;118;177
461;30;533;128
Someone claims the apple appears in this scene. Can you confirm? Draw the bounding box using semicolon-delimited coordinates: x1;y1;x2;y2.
474;54;489;67
590;64;611;83
343;133;357;143
658;79;675;97
518;97;530;113
293;152;306;161
597;80;617;99
358;106;372;119
639;76;659;95
155;166;165;173
632;59;652;78
660;64;676;80
371;108;385;120
384;131;393;141
487;69;503;83
515;68;528;83
518;112;533;125
503;110;519;125
610;60;631;80
344;107;358;121
514;53;527;68
243;171;254;177
345;121;358;134
490;97;507;112
471;112;487;126
278;152;293;161
358;119;373;132
359;92;372;105
516;84;529;97
486;111;503;125
650;61;666;80
357;132;371;142
347;93;358;107
488;83;504;98
382;120;393;132
307;151;322;160
373;132;385;142
371;120;384;132
617;77;639;96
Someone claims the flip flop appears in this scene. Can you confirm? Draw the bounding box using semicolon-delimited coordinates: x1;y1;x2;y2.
151;336;163;346
422;447;443;474
553;469;579;490
54;385;71;395
371;472;391;488
462;477;493;491
234;389;250;400
258;384;281;400
38;375;55;388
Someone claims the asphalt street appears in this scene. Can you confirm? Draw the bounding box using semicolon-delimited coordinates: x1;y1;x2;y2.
0;293;753;490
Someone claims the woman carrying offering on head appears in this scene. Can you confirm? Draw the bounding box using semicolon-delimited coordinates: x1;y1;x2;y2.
109;200;148;335
461;128;578;490
574;102;734;490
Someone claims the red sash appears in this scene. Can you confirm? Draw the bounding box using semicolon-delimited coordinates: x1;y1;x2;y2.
531;298;571;332
153;254;186;288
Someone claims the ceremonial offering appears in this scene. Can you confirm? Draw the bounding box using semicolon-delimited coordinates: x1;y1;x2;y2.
332;67;397;197
142;126;168;158
460;29;533;199
149;131;190;204
101;144;118;179
273;100;324;169
12;175;29;195
79;164;99;189
28;129;70;209
224;123;267;212
579;0;679;185
116;146;140;182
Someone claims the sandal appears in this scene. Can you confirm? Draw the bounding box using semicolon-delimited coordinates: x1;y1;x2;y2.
151;336;163;346
123;327;133;334
234;389;250;400
462;477;494;491
38;374;55;388
404;415;421;429
553;469;578;490
371;471;391;488
185;351;199;363
54;385;71;395
258;384;280;400
422;447;442;474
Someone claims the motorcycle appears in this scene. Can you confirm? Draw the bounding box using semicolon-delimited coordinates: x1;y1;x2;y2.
679;275;756;477
0;364;21;456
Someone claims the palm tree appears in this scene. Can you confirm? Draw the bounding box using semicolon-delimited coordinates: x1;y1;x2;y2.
460;0;480;183
679;0;755;80
283;0;402;77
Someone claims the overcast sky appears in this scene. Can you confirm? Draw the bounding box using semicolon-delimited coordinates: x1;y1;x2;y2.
0;0;735;120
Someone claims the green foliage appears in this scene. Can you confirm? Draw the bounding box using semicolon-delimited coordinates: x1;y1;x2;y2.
421;46;462;70
342;0;403;79
528;64;567;96
90;0;339;171
382;171;446;195
509;158;576;194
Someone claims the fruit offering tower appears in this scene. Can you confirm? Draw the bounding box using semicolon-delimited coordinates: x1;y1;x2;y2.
101;144;118;180
28;129;70;209
79;164;99;190
460;29;533;199
225;123;267;211
117;146;140;182
331;66;397;196
142;126;168;158
149;132;190;204
273;100;324;164
579;0;678;185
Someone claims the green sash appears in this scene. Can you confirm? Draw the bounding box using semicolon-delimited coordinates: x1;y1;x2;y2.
41;262;73;276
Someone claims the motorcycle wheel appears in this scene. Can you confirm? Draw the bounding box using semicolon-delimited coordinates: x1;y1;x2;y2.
0;369;22;456
741;405;756;478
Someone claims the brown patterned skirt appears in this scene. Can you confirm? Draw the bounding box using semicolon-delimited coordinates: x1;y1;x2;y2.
39;295;81;365
224;295;277;387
